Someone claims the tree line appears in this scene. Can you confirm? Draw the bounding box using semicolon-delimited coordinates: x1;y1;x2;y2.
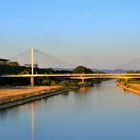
0;61;102;86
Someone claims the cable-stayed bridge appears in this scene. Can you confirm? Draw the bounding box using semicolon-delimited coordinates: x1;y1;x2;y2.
1;48;140;86
9;48;74;69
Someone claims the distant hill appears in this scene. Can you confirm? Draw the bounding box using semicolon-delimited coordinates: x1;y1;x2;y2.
99;69;126;73
91;68;126;73
91;68;100;72
53;68;74;71
112;69;126;73
53;68;127;73
99;69;113;73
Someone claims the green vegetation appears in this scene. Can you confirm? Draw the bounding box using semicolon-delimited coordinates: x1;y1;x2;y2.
128;79;140;84
0;62;102;87
0;60;19;66
73;66;93;73
118;78;140;86
118;70;140;86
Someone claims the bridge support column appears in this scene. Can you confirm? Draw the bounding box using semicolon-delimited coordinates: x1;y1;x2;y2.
125;78;128;84
81;78;85;84
30;76;34;87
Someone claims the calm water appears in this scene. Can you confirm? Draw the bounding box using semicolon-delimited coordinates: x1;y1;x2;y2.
1;80;140;140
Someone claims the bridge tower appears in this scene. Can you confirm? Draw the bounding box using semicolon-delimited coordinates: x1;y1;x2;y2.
30;47;34;86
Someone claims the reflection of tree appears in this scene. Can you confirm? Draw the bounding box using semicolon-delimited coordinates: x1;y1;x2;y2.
61;92;70;96
0;107;19;119
74;87;93;94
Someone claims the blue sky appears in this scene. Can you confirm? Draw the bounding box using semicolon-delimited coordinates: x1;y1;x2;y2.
0;0;140;69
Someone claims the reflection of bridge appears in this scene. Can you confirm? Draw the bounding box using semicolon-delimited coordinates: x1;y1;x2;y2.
1;48;140;86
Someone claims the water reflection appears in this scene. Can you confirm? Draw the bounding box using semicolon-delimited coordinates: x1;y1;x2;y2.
0;106;20;120
31;102;35;140
61;91;69;96
74;87;93;94
1;81;140;140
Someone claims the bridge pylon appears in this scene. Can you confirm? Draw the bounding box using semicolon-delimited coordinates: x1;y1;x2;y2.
31;48;35;87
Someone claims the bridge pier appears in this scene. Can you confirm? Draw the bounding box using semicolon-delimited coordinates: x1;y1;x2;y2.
81;78;85;84
125;78;128;83
30;76;34;87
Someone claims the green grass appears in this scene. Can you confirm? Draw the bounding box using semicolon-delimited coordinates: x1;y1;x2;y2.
118;79;140;84
127;79;140;84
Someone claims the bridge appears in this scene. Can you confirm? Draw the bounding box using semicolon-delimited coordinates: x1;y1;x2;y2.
1;48;140;86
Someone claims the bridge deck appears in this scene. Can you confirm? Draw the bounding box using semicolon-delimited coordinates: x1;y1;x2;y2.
1;73;140;79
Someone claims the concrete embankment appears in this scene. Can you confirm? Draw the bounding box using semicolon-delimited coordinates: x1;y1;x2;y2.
117;82;140;95
0;85;87;110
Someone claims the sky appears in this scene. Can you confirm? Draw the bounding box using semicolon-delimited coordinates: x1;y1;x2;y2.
0;0;140;69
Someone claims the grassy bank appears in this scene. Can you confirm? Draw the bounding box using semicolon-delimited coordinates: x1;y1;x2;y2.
117;79;140;95
0;84;90;110
0;86;63;105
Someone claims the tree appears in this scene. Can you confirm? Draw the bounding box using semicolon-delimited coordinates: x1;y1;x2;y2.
73;66;93;73
8;61;19;66
50;80;56;86
0;61;7;65
60;80;69;87
41;79;49;85
20;69;29;74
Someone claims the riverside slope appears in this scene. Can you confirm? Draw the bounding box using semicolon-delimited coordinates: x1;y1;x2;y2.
117;82;140;95
0;85;88;110
0;86;67;110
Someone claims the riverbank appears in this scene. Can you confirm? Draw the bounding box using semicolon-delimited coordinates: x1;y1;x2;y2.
0;86;62;110
0;85;88;110
117;82;140;95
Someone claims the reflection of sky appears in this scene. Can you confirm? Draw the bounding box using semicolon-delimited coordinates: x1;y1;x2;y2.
1;80;140;139
0;0;140;68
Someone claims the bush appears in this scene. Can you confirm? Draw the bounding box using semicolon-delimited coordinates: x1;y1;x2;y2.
60;80;69;87
41;79;49;85
50;80;56;86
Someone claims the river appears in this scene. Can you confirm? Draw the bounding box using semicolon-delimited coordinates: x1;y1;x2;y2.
1;80;140;140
